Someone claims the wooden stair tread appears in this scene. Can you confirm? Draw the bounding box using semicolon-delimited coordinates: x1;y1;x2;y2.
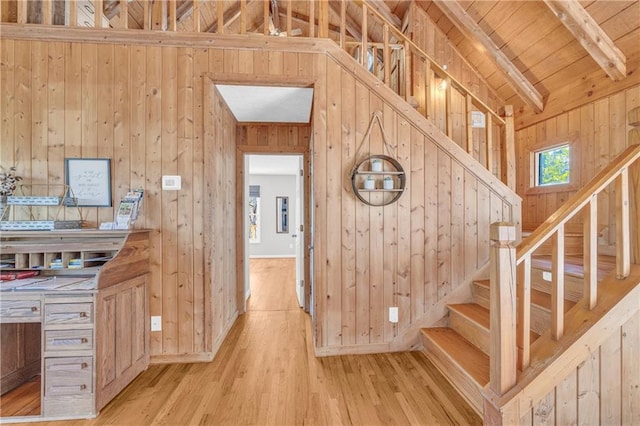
421;328;489;386
474;280;577;312
448;303;489;329
531;254;615;280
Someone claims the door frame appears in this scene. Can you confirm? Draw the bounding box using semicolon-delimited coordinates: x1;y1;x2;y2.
236;144;311;314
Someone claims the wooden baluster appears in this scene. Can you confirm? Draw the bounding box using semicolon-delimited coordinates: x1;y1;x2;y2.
503;105;516;190
120;0;128;28
360;3;367;68
383;25;390;86
169;0;177;31
193;0;200;32
466;94;473;155
287;0;293;37
240;0;246;34
143;0;150;30
68;0;77;26
517;256;531;370
424;60;431;119
445;77;453;138
17;0;27;24
403;41;411;101
42;0;52;24
584;196;598;309
152;0;167;30
217;0;224;34
339;0;346;48
551;225;565;340
95;0;104;28
318;0;328;38
489;223;517;395
616;168;631;278
263;0;269;35
486;114;493;174
309;0;315;38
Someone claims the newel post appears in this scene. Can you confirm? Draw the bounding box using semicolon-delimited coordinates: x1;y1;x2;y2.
489;223;517;396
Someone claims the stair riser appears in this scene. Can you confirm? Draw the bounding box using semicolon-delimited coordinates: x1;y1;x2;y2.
449;310;489;355
472;284;490;310
531;269;583;303
421;335;483;415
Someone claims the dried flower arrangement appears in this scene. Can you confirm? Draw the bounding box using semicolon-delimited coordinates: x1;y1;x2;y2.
0;166;23;196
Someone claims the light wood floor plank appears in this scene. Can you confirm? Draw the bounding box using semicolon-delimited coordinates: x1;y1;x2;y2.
8;258;479;425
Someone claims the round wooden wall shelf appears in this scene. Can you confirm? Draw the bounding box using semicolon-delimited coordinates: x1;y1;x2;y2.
350;155;406;207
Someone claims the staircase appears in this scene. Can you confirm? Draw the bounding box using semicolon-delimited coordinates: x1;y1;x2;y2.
421;145;640;423
420;256;609;414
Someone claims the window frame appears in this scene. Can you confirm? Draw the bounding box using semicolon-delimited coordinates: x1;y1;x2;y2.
526;134;580;195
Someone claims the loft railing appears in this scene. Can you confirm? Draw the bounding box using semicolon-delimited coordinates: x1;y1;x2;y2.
486;144;640;419
1;0;516;188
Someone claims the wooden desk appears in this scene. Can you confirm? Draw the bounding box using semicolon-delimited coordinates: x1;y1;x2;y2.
0;230;150;422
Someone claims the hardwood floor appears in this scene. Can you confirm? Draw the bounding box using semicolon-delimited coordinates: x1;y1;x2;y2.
14;258;480;425
0;376;40;417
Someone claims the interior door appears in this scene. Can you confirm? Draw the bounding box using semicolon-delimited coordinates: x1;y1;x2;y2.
295;156;304;309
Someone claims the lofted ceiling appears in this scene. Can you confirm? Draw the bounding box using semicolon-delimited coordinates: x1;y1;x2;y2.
100;1;639;122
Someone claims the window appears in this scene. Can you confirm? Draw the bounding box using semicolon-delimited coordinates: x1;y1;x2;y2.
535;144;570;187
526;135;579;195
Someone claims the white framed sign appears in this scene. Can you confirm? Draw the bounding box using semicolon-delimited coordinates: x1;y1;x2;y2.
65;158;112;207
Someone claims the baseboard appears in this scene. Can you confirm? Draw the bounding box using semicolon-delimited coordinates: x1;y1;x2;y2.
315;342;392;357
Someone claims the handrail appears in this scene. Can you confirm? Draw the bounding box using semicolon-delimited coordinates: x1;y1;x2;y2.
516;144;640;261
488;143;640;401
358;0;505;125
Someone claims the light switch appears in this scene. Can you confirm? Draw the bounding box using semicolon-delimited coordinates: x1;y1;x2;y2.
162;175;181;190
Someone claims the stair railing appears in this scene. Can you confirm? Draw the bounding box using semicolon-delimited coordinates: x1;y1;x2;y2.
487;144;640;410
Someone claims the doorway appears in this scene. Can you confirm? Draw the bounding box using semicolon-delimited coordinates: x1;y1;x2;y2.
242;153;309;312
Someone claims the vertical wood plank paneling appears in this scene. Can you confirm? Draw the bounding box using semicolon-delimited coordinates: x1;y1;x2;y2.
31;41;48;219
621;311;640;425
354;80;371;345
64;43;82;168
146;46;163;355
2;36;523;362
368;94;384;344
555;369;578;425
161;47;179;354
113;44;131;223
424;139;438;311
382;104;397;341
314;53;328;347
0;40;14;175
325;58;342;346
177;47;194;354
601;330;622;424
96;44;114;224
437;150;452;300
340;67;356;346
410;128;425;319
577;349;600;424
192;48;208;353
396;117;411;327
47;42;65;203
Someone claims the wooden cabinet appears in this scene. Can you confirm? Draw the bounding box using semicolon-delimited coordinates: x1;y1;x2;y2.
0;230;150;422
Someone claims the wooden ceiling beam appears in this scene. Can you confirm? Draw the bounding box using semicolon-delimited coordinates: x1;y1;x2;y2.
354;0;401;29
328;0;363;41
544;0;626;81
432;0;544;112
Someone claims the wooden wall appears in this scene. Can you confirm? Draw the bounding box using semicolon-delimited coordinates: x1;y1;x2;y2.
515;85;640;259
517;309;640;425
406;4;503;174
1;26;520;358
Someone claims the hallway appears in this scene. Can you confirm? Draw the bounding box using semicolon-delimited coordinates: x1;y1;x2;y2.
39;258;479;425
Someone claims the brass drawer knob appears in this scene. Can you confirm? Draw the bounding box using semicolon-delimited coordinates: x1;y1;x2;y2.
81;337;88;343
79;312;88;318
80;384;87;390
31;306;38;312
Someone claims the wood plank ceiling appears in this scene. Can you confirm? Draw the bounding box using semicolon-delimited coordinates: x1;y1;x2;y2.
101;0;640;119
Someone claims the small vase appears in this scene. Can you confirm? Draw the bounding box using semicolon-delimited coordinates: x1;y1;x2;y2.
383;178;394;190
364;177;375;190
371;159;383;172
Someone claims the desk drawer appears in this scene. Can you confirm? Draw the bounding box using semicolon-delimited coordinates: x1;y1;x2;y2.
0;299;41;322
45;329;93;352
45;302;93;326
44;356;93;396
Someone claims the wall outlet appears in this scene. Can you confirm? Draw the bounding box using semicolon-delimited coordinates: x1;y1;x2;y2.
151;316;162;331
389;307;399;323
542;271;552;282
